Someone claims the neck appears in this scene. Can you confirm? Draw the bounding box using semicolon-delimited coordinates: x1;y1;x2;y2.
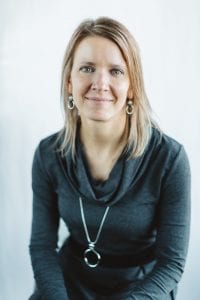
80;117;128;154
79;117;128;181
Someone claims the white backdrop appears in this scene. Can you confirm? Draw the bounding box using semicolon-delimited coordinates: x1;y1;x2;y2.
1;0;199;299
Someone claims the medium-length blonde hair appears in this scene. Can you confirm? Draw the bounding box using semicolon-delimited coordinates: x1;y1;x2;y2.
59;17;158;159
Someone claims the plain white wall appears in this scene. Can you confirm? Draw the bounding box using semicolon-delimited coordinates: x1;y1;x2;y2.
1;0;199;299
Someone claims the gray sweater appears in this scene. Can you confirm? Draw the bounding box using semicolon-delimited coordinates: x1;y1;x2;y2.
29;128;191;300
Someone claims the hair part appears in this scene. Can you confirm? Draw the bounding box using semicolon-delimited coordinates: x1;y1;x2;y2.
58;16;159;159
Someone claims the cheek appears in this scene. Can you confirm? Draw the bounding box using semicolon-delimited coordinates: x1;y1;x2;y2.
72;81;89;109
72;77;89;96
71;82;83;99
117;83;130;100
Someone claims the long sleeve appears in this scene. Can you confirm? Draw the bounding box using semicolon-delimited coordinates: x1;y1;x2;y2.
29;143;69;300
128;146;191;299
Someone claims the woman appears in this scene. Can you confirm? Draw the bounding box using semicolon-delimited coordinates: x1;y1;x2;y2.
29;17;191;300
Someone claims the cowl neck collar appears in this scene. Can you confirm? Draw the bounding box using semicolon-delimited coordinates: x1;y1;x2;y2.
59;128;160;206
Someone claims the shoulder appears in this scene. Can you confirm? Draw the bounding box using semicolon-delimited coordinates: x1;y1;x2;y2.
151;127;184;157
37;131;61;152
35;130;65;159
33;131;63;173
150;128;190;176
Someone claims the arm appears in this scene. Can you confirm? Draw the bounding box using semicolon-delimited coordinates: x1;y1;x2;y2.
128;146;191;300
29;143;69;300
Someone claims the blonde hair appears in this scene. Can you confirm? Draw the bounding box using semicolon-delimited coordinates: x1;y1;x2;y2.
58;17;159;159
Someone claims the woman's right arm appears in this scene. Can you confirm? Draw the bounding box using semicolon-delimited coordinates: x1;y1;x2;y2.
29;143;69;300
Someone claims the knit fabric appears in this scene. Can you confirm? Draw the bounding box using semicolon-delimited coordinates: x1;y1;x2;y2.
29;128;191;300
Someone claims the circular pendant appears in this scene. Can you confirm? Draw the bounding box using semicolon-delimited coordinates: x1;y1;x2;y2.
84;246;101;268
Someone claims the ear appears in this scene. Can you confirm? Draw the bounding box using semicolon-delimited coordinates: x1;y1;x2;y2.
67;77;72;94
128;87;133;100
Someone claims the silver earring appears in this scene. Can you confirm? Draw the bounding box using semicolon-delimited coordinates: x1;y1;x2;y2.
67;95;74;110
126;100;134;115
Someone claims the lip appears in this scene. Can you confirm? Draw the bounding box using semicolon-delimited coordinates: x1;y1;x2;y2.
84;97;113;102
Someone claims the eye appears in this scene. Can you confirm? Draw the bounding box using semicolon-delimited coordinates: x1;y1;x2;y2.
111;69;124;77
80;66;95;73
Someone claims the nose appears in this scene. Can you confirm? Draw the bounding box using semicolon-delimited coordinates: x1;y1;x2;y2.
91;71;109;92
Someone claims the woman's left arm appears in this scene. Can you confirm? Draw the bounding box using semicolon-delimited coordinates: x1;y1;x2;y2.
129;145;191;300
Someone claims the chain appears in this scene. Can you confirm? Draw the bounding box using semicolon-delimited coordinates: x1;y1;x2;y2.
79;197;110;246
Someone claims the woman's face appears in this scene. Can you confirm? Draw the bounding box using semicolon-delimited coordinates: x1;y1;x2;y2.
68;36;132;123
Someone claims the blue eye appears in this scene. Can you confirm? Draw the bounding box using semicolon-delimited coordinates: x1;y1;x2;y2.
80;66;95;73
111;69;124;76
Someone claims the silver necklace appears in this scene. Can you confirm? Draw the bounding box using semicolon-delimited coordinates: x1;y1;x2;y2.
79;197;110;268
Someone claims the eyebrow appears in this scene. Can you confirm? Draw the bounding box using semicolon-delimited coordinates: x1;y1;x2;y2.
79;61;127;69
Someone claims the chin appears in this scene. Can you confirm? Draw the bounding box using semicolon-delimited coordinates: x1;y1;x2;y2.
84;111;113;122
89;117;111;123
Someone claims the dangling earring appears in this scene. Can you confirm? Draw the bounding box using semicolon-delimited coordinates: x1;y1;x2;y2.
67;95;74;110
126;100;134;115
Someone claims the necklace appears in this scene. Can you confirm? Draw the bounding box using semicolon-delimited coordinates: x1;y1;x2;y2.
79;197;110;268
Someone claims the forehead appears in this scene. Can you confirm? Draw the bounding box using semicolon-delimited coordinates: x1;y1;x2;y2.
73;36;126;65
